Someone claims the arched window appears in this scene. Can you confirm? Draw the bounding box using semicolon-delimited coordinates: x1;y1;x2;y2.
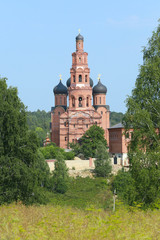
79;75;82;82
60;97;62;105
86;97;89;107
99;97;101;104
85;75;87;82
72;96;75;107
79;57;81;63
79;97;82;107
96;97;97;104
73;75;75;82
79;43;80;47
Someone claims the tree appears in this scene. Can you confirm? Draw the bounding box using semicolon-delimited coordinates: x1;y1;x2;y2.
94;142;112;177
79;125;107;158
52;152;69;194
123;21;160;207
0;78;50;204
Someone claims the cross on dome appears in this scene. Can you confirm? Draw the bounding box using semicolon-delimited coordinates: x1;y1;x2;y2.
59;74;62;81
97;74;101;81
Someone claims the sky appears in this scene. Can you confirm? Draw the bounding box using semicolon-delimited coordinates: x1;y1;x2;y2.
0;0;160;113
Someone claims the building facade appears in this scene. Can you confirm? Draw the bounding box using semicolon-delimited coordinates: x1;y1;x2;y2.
50;33;110;149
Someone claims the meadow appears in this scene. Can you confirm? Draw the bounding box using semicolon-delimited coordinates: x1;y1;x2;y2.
1;203;160;240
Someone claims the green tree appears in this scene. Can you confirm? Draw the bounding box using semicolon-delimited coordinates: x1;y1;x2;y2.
52;152;69;194
123;21;160;207
79;125;107;158
0;78;49;204
94;142;112;177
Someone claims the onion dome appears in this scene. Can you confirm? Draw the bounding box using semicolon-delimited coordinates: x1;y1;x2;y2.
66;77;93;87
93;80;107;94
76;33;84;41
53;80;68;95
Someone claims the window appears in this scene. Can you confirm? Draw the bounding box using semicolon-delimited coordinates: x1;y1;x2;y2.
95;121;97;125
86;124;88;128
96;97;97;104
65;137;67;141
85;75;87;82
101;111;103;115
72;97;75;107
74;124;75;128
79;75;82;82
72;139;74;143
64;122;66;127
73;75;75;82
79;97;82;107
100;97;101;104
79;57;81;63
86;97;89;107
58;112;60;116
60;97;62;105
79;43;80;47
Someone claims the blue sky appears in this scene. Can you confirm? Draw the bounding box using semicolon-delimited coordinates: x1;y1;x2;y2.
0;0;160;113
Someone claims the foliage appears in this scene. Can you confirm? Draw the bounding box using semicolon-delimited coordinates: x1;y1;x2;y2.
0;78;50;205
26;110;50;146
52;152;69;194
110;111;124;126
94;142;112;177
123;21;160;207
70;125;107;158
39;144;75;160
112;169;137;205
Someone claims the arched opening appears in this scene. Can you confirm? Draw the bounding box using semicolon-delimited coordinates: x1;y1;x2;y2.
96;97;97;104
73;75;75;82
79;75;82;82
72;96;75;107
85;75;87;82
60;97;62;105
78;97;82;107
99;97;101;104
79;57;81;63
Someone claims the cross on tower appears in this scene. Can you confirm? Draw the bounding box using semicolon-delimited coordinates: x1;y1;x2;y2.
78;29;81;34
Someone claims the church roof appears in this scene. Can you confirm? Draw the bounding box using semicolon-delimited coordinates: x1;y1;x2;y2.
53;80;68;95
76;33;84;41
66;77;93;87
109;123;124;129
93;80;107;94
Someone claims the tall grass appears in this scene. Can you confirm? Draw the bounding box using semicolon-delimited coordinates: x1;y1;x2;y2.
0;203;160;239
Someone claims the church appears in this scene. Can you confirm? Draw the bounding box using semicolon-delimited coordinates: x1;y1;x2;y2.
50;32;130;165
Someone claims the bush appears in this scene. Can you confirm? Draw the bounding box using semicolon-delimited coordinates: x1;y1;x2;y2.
112;169;137;205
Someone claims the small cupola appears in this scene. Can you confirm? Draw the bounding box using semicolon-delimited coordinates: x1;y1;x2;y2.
93;75;107;95
53;75;68;95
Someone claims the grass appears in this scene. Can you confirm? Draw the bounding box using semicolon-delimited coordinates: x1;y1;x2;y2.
48;177;113;209
1;203;160;239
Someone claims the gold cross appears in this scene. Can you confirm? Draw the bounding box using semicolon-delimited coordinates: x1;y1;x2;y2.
97;74;101;81
78;29;81;34
59;74;62;80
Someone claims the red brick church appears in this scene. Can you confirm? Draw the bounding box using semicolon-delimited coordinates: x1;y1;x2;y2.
50;32;130;164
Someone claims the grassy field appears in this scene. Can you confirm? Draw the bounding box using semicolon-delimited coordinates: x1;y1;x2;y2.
1;203;160;240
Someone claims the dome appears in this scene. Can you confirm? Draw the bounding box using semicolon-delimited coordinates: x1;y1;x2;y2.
53;80;68;95
76;33;84;41
93;80;107;94
66;77;93;87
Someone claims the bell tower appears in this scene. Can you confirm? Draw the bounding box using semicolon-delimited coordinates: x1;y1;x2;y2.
68;31;92;109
